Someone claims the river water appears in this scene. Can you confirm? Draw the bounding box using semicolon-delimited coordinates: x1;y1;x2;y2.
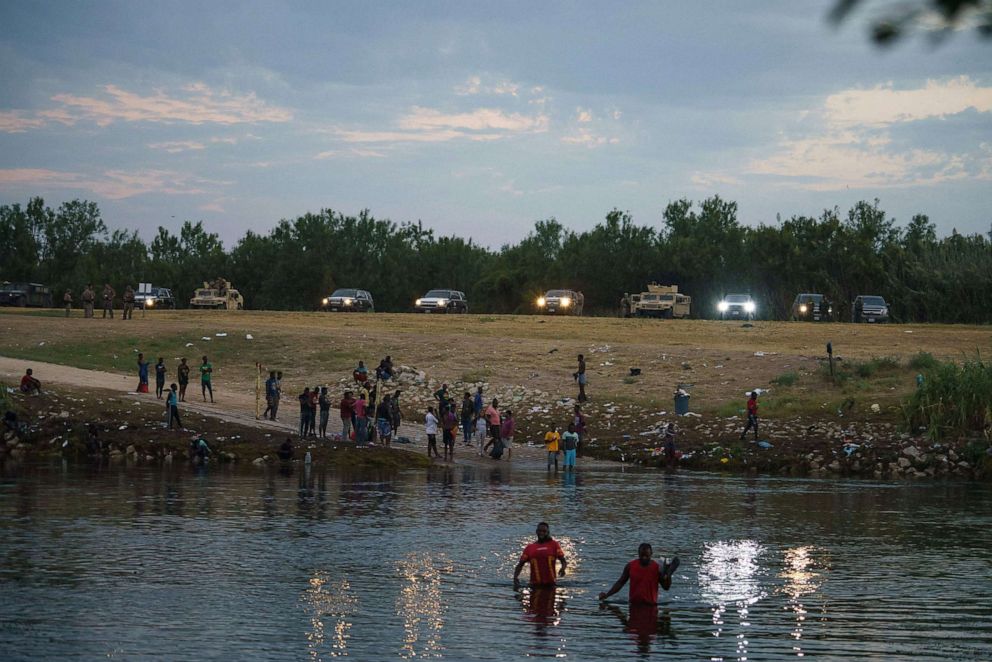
1;461;990;660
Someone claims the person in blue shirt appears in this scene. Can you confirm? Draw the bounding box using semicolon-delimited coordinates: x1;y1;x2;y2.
263;371;278;420
165;384;182;430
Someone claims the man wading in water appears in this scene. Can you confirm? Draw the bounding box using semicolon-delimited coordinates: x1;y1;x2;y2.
514;522;568;587
598;543;680;603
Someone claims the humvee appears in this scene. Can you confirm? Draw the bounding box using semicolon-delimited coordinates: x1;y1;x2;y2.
190;278;245;310
632;284;691;319
0;282;53;307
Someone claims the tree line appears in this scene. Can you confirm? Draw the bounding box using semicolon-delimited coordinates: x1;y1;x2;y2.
1;196;990;323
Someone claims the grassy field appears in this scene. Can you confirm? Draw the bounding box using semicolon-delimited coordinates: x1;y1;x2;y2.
2;308;988;417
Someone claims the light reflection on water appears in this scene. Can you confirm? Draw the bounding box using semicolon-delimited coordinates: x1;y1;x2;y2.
0;463;991;660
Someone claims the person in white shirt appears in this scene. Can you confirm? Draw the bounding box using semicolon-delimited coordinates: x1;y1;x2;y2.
475;415;488;456
425;406;440;458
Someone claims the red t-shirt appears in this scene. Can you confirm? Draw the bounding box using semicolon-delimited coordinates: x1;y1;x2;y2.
339;397;355;419
747;398;758;416
521;539;565;585
628;559;660;605
353;400;367;418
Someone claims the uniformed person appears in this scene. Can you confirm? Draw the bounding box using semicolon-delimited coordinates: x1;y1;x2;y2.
63;289;72;317
122;285;135;320
102;283;116;318
620;293;631;318
81;284;95;318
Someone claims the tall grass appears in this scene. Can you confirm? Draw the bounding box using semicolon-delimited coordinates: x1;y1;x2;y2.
903;354;992;441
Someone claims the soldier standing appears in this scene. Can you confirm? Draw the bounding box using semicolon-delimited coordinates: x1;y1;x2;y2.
620;293;630;318
122;285;135;320
63;289;72;317
102;283;116;318
81;284;95;318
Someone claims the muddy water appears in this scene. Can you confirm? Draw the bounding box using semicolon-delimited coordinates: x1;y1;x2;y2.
1;462;990;660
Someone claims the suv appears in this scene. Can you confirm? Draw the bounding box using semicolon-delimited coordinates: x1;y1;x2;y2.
134;287;176;309
414;289;468;313
717;293;756;320
0;282;53;307
790;293;833;322
321;288;374;312
536;289;584;315
852;295;889;323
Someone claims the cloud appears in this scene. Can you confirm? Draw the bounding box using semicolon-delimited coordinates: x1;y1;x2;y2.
399;106;548;132
824;76;992;127
336;106;548;144
0;167;229;199
560;128;619;147
741;77;992;191
746;130;975;190
576;108;592;123
0;82;292;132
690;171;743;188
148;140;206;153
0;111;46;132
314;148;387;159
455;76;520;97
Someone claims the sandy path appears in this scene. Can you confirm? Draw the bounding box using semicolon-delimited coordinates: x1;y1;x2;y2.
0;355;577;468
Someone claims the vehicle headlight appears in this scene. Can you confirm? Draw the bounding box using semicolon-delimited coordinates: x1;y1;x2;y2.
799;304;808;313
537;297;546;307
718;301;729;312
744;301;756;313
146;299;155;308
828;306;833;313
343;298;352;305
881;307;888;314
437;299;447;306
561;297;571;307
415;298;422;306
322;297;329;305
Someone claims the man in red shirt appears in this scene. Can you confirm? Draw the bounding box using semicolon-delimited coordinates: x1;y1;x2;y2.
339;390;356;441
740;391;759;441
20;368;41;395
514;522;568;587
598;543;679;604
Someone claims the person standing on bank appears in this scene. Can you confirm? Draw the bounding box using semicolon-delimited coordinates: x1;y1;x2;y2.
136;353;150;393
122;285;135;320
177;357;190;402
263;371;277;420
200;355;214;403
562;422;579;471
81;284;95;318
154;357;167;399
63;289;72;317
166;383;182;430
425;406;440;458
575;354;587;402
740;391;759;441
102;283;116;318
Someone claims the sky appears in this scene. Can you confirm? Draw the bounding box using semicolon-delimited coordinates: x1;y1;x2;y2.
1;0;990;247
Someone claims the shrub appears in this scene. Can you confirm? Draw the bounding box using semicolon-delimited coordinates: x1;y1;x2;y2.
908;351;938;371
771;371;798;387
903;354;992;441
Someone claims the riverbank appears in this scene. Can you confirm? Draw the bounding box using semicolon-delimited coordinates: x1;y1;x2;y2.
1;310;989;478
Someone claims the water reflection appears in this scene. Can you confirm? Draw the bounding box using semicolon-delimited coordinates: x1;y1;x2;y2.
396;552;450;659
779;546;823;658
516;585;568;657
600;603;674;656
301;572;357;659
699;539;767;661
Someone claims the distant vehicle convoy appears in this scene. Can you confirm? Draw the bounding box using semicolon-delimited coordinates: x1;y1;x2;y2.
632;284;691;319
321;288;374;312
791;293;833;322
190;278;244;310
718;293;756;320
415;289;468;313
0;282;53;307
536;289;584;315
852;295;889;323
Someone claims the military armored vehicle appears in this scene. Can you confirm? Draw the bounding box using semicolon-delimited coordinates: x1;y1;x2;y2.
190;278;244;310
536;289;584;315
632;283;691;319
0;282;53;307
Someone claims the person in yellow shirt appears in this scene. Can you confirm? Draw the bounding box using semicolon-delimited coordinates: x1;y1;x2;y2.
544;427;561;472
